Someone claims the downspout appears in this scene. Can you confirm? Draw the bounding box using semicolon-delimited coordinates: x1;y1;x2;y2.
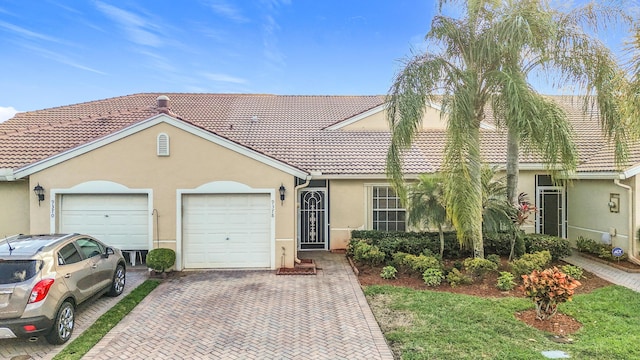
614;179;640;265
293;175;312;264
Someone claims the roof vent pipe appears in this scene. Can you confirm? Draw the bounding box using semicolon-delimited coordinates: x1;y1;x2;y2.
156;95;170;109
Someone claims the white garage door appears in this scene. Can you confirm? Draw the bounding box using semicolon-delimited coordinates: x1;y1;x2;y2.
182;193;272;269
60;194;149;250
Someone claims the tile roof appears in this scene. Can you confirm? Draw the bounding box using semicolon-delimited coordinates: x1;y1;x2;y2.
0;93;627;177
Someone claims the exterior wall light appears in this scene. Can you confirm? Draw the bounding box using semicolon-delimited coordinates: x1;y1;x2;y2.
608;193;620;213
33;183;45;206
279;184;286;205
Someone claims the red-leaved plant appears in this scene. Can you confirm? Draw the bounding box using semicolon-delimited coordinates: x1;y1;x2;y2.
520;267;581;320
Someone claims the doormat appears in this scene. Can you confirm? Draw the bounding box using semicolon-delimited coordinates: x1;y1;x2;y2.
276;259;316;275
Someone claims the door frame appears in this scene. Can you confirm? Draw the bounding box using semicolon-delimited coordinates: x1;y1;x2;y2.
297;187;329;250
536;185;567;238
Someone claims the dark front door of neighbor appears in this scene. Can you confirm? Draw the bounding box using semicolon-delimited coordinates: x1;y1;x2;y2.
537;187;565;238
299;189;327;250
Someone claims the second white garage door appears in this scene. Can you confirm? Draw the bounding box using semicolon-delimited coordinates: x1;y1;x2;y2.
182;193;272;269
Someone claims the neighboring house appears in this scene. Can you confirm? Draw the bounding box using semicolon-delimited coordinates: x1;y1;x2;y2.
0;93;638;270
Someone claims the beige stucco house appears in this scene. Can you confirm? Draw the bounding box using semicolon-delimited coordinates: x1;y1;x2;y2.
1;93;639;269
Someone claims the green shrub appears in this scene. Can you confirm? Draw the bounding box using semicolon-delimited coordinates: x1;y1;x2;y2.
524;234;571;260
380;266;398;280
407;254;441;274
496;272;517;291
598;246;629;261
576;236;599;253
575;236;629;261
391;252;412;270
509;250;552;278
353;242;385;266
446;268;473;287
147;248;176;273
463;257;498;278
486;254;501;266
483;232;525;257
561;265;584;280
346;238;364;257
350;230;468;259
422;268;445;287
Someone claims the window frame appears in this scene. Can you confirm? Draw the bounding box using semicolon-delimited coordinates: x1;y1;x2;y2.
365;184;407;232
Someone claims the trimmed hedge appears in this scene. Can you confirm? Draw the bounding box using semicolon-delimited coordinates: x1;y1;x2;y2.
524;234;571;261
350;230;526;259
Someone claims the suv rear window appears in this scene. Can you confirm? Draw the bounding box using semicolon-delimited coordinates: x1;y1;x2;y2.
0;260;41;284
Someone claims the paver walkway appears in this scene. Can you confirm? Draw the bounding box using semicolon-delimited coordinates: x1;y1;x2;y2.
564;253;640;292
84;252;394;360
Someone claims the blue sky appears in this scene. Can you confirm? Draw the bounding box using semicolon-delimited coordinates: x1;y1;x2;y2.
0;0;635;122
0;0;433;119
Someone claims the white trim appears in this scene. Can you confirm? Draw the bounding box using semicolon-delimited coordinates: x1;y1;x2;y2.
623;163;640;179
12;114;308;179
50;181;154;250
325;103;388;130
176;181;276;271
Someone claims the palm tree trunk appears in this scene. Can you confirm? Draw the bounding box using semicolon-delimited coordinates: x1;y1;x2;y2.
506;127;519;205
438;224;444;258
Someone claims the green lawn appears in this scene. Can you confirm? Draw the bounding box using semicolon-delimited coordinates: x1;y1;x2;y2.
364;285;640;359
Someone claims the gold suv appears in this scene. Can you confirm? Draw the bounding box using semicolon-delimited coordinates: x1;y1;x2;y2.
0;234;126;344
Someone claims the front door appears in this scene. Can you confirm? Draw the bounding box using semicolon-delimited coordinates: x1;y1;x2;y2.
298;189;328;250
536;186;566;238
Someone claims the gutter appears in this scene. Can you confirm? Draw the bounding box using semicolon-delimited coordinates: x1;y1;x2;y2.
0;168;15;181
613;179;640;265
293;175;313;264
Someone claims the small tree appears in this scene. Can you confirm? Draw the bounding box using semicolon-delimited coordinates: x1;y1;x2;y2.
521;267;581;321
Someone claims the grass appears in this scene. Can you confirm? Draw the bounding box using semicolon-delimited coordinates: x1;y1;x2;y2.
364;285;640;359
53;280;160;360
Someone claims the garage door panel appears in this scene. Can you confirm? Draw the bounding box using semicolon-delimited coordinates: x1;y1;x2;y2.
183;193;272;269
60;195;148;250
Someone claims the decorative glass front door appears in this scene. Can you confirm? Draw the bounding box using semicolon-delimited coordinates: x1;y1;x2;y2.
299;189;327;250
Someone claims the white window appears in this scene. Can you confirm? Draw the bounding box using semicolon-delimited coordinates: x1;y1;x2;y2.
371;186;406;231
157;133;169;156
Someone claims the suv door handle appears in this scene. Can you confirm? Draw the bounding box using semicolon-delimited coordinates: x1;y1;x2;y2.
91;264;98;269
64;273;71;278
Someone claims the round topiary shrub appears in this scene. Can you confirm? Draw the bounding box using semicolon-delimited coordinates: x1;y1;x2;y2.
147;248;176;274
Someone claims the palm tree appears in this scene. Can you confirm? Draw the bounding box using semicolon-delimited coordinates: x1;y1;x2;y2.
406;174;448;257
387;0;625;258
480;165;515;234
406;166;513;258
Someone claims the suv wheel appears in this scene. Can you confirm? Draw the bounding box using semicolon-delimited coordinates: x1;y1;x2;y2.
45;301;74;344
108;264;126;297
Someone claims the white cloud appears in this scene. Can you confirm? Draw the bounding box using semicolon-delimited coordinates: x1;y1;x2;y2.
0;106;19;123
203;0;250;23
20;44;107;75
201;72;247;84
94;1;163;47
0;20;67;44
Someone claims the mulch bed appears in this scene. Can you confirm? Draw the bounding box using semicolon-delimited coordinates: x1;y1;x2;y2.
354;258;613;335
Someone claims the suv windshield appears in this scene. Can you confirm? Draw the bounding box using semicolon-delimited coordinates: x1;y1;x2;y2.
0;260;41;284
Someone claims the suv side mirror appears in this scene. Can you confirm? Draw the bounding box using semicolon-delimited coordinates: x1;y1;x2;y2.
104;247;115;258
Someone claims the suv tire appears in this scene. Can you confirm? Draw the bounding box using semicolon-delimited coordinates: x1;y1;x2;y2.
45;300;74;344
107;264;126;297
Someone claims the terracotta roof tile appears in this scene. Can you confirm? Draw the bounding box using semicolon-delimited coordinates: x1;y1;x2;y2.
0;93;625;176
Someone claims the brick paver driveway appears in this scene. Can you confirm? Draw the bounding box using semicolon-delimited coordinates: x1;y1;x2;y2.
85;252;393;359
0;269;147;360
